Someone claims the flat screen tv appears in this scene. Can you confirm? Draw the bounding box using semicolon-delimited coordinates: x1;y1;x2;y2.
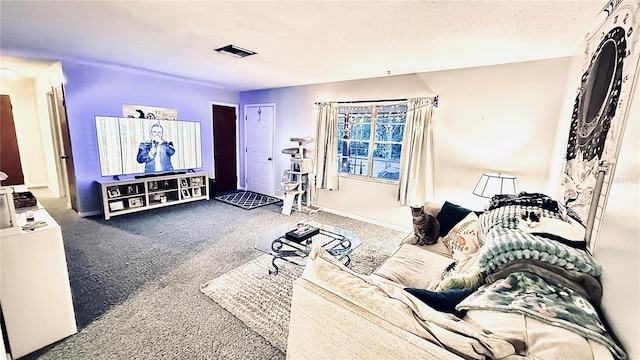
95;116;203;177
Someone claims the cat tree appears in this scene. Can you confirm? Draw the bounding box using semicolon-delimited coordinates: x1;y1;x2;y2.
280;136;317;215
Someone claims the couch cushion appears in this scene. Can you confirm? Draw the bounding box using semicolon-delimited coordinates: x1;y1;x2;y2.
422;202;443;217
372;244;454;290
401;233;451;255
301;246;516;359
463;310;614;360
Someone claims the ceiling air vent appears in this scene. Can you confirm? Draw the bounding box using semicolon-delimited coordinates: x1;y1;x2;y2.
214;44;257;58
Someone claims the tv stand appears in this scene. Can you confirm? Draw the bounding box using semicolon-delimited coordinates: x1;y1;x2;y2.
97;172;209;220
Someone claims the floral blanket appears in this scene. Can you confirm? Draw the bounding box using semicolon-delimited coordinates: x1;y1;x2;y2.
457;271;627;360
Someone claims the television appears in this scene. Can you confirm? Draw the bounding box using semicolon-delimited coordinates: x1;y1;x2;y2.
95;116;203;177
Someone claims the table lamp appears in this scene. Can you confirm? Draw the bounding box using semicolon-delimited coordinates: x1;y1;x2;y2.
473;172;518;198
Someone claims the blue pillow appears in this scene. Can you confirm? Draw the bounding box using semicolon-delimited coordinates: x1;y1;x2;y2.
436;201;473;237
404;288;474;314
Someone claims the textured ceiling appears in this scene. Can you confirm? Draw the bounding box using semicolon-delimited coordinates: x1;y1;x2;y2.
1;1;603;91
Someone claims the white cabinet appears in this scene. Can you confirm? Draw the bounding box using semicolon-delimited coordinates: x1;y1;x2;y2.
98;172;209;220
1;208;77;359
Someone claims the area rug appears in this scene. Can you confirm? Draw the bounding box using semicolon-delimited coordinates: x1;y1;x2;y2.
200;225;403;353
201;255;300;352
215;190;281;210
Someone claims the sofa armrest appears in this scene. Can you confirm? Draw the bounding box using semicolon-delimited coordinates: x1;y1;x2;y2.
287;277;463;360
372;243;453;290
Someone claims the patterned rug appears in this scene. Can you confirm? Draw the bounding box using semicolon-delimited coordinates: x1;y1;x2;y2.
215;190;281;210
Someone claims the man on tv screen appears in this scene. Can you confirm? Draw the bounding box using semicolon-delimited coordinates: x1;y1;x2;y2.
136;123;175;173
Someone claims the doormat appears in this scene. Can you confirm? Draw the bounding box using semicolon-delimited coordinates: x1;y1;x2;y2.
215;190;281;210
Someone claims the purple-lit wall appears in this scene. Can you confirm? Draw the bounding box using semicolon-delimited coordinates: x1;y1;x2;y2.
61;60;238;216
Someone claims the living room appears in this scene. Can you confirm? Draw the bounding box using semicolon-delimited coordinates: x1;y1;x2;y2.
1;1;638;359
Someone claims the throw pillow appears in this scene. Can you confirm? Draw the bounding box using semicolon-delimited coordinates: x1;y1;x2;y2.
410;206;440;246
404;287;474;314
436;201;474;237
442;212;481;258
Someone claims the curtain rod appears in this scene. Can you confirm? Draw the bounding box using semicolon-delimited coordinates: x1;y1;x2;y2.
315;95;438;107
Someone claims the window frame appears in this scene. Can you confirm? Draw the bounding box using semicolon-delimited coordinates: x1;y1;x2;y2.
337;101;407;182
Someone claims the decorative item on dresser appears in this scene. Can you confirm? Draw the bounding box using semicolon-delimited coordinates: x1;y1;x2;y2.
11;190;38;209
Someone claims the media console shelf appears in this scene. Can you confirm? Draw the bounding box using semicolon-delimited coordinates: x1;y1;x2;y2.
98;172;209;220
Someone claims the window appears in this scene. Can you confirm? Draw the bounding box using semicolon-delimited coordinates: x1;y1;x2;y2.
337;102;407;180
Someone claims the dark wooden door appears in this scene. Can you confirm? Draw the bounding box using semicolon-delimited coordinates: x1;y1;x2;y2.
54;86;78;211
212;104;237;193
0;95;25;185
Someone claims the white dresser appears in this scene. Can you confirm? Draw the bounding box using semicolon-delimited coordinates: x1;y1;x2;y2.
1;205;77;358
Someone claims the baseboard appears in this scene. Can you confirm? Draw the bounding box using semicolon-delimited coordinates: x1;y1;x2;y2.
24;183;47;188
78;210;102;218
318;206;412;233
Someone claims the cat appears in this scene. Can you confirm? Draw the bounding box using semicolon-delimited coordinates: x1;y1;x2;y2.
518;209;586;250
519;209;542;228
411;206;440;246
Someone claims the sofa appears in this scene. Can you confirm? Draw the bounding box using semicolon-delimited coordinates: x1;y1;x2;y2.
286;196;625;359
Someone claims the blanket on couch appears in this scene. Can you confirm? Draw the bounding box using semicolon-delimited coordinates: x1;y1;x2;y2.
465;195;625;359
457;271;626;360
478;205;601;277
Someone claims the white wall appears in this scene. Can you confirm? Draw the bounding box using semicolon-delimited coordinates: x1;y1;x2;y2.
595;79;639;359
416;59;570;209
240;57;571;228
0;76;48;187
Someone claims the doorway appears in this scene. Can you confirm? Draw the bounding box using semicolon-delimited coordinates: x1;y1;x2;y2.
212;103;239;194
51;86;77;211
0;95;25;185
1;59;76;211
244;104;275;196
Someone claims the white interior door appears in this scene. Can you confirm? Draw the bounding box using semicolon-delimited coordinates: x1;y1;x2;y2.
46;91;66;198
245;104;275;196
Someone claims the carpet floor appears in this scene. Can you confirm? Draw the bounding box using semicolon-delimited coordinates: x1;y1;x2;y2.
22;189;408;360
201;255;301;353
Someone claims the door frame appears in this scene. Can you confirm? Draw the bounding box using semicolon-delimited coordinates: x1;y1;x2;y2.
209;101;240;190
46;90;67;198
243;103;276;196
52;85;77;211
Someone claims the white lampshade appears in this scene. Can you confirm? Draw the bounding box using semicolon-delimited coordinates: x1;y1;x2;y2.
473;172;518;198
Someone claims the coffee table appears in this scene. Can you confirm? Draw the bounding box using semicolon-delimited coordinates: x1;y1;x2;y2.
255;221;362;275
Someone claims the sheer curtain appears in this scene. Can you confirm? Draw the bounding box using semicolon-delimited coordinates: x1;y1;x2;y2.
398;97;438;206
315;102;340;191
